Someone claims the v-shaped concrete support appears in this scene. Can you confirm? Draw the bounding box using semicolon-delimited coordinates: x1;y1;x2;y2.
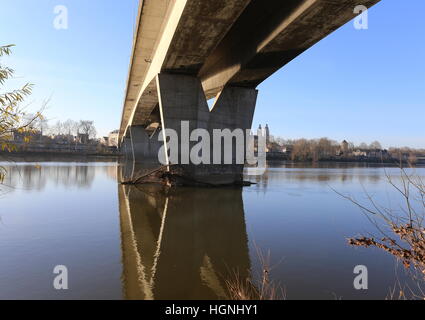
124;73;258;185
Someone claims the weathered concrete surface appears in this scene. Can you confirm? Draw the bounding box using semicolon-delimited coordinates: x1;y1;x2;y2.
121;0;251;140
121;125;163;182
131;77;159;128
120;0;381;140
207;85;257;183
209;86;257;136
161;0;252;74
122;73;257;185
200;0;381;98
122;136;132;160
129;125;162;161
156;73;257;185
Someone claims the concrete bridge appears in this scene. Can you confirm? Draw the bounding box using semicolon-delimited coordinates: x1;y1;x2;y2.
119;0;380;185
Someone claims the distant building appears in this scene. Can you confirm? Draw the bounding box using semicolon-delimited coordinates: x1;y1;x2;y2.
108;130;119;147
265;124;270;144
77;133;89;144
52;134;75;144
341;140;349;154
336;140;350;156
10;129;42;142
352;149;367;157
100;136;109;146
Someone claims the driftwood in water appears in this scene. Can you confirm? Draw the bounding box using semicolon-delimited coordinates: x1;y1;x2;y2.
121;165;176;186
120;164;255;187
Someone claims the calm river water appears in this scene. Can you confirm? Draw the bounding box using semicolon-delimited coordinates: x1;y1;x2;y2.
0;161;422;300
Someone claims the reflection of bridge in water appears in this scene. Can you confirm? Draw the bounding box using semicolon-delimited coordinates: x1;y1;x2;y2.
118;183;250;300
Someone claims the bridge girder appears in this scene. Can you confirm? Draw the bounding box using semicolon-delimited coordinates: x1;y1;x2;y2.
120;0;381;142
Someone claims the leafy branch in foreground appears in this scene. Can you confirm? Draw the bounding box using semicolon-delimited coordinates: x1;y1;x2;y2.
0;44;43;182
0;45;14;57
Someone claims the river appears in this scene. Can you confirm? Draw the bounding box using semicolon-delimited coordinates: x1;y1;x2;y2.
0;161;422;300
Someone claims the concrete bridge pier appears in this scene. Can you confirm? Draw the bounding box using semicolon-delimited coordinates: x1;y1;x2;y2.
120;135;134;181
123;73;258;185
120;125;163;182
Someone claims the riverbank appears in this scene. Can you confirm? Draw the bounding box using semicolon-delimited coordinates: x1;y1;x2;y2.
266;153;425;165
264;160;425;169
0;151;121;163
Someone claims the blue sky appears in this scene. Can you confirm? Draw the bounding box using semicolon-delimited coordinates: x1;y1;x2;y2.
1;0;424;148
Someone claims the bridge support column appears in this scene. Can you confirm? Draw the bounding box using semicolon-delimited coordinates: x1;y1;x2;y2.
120;135;135;182
156;73;258;185
129;126;162;162
124;73;258;185
123;125;163;182
207;85;258;184
122;135;133;162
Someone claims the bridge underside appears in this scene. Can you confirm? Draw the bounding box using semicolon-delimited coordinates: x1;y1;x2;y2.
119;0;381;185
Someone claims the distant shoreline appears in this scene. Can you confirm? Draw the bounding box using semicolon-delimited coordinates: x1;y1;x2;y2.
0;151;121;163
1;152;423;167
265;159;425;168
266;154;425;165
